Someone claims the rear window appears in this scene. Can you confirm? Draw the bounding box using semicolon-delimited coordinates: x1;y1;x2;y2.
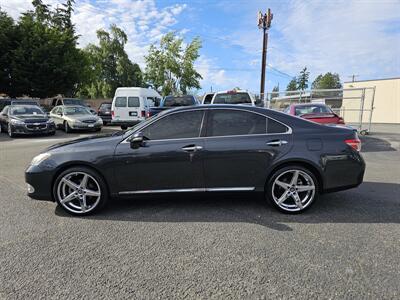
294;105;333;116
163;96;196;107
100;103;111;109
213;92;251;104
128;97;140;107
115;97;127;107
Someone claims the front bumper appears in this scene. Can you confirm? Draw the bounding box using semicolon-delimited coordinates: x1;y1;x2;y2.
11;123;56;135
25;164;54;201
69;122;102;130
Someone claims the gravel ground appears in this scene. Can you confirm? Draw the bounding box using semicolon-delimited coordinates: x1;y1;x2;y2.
0;127;399;299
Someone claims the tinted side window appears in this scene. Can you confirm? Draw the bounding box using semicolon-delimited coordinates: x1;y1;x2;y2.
267;118;288;133
115;97;127;107
128;97;140;107
207;110;266;137
142;110;204;140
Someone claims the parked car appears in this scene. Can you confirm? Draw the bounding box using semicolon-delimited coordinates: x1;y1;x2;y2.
211;90;261;106
202;92;215;104
0;98;40;111
148;95;199;117
49;105;103;133
0;104;56;137
111;87;162;129
284;103;345;125
26;104;364;216
97;102;112;125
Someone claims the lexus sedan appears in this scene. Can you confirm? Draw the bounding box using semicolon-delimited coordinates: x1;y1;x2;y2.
25;105;365;215
49;105;103;133
0;104;56;137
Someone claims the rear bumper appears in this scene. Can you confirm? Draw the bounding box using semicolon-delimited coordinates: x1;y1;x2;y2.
111;119;142;126
99;115;112;122
321;151;365;193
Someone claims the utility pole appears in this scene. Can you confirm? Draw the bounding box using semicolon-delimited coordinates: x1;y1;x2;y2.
348;74;359;82
258;8;273;105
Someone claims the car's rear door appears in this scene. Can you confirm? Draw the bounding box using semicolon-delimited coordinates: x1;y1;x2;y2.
203;108;292;191
114;110;206;193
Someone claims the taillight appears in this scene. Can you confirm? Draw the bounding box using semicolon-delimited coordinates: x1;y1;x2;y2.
146;111;151;118
345;138;361;151
111;110;114;117
141;110;146;117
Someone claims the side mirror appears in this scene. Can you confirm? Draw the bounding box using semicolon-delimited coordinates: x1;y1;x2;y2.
130;132;145;149
57;112;63;116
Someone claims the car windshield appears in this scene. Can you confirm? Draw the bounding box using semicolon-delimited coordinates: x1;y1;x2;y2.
163;96;195;107
294;105;333;116
10;105;44;115
63;99;85;106
64;106;91;115
213;92;251;104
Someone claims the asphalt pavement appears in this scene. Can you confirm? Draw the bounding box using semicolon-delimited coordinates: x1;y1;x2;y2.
0;126;399;299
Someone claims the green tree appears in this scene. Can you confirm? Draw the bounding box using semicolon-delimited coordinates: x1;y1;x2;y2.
0;9;17;95
297;67;309;90
3;0;84;98
79;25;143;98
286;78;297;92
144;32;202;96
312;72;342;89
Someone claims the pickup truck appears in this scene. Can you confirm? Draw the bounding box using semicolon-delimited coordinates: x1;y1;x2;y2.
147;95;199;117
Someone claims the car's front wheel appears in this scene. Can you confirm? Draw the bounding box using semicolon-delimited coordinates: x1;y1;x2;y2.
266;165;319;214
53;167;108;216
8;123;15;138
64;121;71;133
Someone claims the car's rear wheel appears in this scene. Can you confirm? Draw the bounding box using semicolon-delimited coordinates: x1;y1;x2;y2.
53;167;108;216
266;165;318;214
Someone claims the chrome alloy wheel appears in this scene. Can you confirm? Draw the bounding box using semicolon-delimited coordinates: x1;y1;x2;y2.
57;172;101;214
271;169;316;212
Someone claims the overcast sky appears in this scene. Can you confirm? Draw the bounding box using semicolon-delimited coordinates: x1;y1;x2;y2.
1;0;399;94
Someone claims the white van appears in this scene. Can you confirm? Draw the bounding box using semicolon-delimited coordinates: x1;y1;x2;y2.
111;87;162;129
210;89;260;106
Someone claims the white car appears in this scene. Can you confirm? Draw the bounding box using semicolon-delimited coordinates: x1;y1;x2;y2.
111;87;162;129
210;90;258;106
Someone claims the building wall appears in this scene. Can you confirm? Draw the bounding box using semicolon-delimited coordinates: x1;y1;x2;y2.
343;78;400;124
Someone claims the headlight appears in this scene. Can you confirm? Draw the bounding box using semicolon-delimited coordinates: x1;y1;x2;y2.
30;153;51;166
96;118;102;123
10;119;24;125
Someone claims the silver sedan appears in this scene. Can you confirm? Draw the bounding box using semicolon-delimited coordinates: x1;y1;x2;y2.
50;105;103;133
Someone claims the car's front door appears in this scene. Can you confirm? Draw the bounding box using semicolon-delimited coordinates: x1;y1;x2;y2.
203;109;292;191
114;110;206;194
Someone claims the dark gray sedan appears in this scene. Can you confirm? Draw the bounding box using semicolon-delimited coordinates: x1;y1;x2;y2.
26;105;365;215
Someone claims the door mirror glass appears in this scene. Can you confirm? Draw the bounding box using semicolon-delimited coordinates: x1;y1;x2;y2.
130;132;145;149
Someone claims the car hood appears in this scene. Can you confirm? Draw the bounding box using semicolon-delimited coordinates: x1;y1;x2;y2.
46;131;125;152
11;114;49;123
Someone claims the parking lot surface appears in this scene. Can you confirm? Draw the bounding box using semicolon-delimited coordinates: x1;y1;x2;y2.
0;127;399;299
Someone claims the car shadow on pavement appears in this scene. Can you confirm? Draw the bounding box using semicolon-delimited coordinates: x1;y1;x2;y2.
55;181;400;231
360;136;397;152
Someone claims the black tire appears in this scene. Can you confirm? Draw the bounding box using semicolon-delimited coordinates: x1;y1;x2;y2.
266;165;319;214
8;123;15;138
53;166;108;216
64;121;71;133
121;125;128;130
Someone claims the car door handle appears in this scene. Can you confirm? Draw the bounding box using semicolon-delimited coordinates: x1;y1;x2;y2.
266;140;288;146
182;145;203;152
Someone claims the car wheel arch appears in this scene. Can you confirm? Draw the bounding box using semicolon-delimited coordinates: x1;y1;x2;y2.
51;162;111;201
265;159;324;193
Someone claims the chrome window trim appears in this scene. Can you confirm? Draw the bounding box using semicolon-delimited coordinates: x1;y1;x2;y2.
119;187;255;195
121;107;292;144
